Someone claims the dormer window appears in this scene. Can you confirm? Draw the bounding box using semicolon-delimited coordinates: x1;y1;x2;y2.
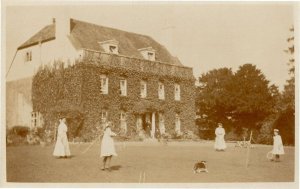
99;39;119;54
109;45;117;54
25;51;32;62
138;47;156;61
148;52;154;60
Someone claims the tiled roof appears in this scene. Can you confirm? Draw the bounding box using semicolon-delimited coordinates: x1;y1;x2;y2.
17;19;182;65
18;24;55;50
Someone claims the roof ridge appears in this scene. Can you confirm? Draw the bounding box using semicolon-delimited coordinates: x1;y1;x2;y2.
71;18;153;40
16;17;183;66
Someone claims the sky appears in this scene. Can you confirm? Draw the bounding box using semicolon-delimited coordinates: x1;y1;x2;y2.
4;2;296;91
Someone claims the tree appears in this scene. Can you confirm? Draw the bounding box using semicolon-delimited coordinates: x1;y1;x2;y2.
275;26;295;145
282;26;295;110
196;68;235;129
258;27;295;145
196;64;283;140
269;84;283;113
231;64;274;132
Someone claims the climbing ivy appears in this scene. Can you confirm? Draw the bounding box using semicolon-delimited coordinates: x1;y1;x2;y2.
32;59;196;141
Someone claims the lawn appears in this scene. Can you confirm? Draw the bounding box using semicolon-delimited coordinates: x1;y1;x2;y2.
6;141;295;183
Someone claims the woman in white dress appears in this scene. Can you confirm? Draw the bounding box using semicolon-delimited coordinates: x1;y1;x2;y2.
214;123;226;151
100;121;117;171
272;129;284;162
53;118;71;158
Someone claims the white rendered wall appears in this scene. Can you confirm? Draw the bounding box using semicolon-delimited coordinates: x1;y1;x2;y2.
7;38;80;81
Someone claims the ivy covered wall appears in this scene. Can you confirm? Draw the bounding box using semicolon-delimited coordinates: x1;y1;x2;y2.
32;59;196;141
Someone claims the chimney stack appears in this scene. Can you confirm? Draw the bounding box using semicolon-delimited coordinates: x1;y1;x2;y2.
55;15;70;41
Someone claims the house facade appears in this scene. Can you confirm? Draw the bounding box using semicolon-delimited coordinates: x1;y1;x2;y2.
7;17;195;139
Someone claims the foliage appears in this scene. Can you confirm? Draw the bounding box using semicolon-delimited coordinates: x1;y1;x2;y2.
8;126;30;137
273;108;295;145
6;134;27;146
32;60;196;141
231;64;274;132
196;64;277;140
6;126;53;146
196;118;216;140
256;115;277;144
224;129;240;141
277;26;295;145
282;26;295;111
170;131;184;139
196;68;235;124
182;130;199;140
6;126;30;146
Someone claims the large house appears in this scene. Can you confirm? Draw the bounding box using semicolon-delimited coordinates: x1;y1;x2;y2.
6;17;195;139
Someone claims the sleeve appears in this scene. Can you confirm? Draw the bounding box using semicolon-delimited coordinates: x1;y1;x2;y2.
109;128;117;137
63;124;68;132
57;125;63;136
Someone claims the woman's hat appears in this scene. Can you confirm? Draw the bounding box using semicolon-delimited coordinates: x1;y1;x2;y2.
59;115;66;119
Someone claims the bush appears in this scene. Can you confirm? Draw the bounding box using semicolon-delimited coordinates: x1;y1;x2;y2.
168;130;199;141
9;126;29;137
198;129;215;140
257;116;275;145
170;131;183;139
6;134;27;146
7;128;25;146
182;130;199;140
26;132;41;145
161;133;172;140
6;126;30;146
6;126;54;146
26;128;53;145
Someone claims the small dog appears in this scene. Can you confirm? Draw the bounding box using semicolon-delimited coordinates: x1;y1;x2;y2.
193;161;208;173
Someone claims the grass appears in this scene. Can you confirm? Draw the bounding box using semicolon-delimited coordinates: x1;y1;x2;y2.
6;141;294;183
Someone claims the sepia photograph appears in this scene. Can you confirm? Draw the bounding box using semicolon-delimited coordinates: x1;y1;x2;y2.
1;1;299;188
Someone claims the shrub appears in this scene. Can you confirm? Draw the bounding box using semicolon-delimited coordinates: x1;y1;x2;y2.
225;129;241;141
161;132;172;140
198;129;215;140
26;132;41;145
6;126;30;146
170;131;183;139
182;130;199;140
257;115;276;145
9;126;29;137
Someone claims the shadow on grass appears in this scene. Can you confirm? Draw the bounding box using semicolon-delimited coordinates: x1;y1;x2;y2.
54;155;76;159
110;165;122;171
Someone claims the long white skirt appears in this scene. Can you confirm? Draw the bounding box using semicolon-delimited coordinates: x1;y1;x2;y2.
272;145;285;155
53;135;71;156
100;136;117;157
214;135;226;150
